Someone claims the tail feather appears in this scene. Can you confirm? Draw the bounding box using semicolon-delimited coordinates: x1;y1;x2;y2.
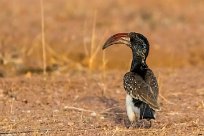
140;103;155;120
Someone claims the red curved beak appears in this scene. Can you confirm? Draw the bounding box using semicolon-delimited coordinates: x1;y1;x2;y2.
102;33;131;49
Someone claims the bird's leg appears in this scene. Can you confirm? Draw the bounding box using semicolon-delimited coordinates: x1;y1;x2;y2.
136;119;151;128
136;119;153;128
149;120;152;128
136;119;145;128
124;117;137;128
129;121;137;128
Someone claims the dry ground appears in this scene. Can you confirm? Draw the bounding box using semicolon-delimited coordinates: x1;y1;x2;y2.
0;68;204;135
0;0;204;135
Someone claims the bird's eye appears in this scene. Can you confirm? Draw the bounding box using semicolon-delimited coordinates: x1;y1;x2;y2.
143;48;147;53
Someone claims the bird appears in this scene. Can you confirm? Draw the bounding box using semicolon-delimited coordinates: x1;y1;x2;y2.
102;32;160;127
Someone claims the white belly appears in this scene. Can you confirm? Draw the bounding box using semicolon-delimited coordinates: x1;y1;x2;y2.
126;94;140;122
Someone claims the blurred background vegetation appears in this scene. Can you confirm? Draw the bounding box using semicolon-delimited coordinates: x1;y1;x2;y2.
0;0;204;77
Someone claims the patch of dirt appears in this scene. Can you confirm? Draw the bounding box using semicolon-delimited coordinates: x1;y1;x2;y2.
0;68;203;135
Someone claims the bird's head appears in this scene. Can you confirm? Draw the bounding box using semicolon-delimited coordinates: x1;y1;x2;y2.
103;32;149;64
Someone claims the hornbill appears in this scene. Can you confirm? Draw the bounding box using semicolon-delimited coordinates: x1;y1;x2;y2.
102;32;160;127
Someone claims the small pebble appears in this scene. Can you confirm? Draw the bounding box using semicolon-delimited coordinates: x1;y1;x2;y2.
90;112;97;116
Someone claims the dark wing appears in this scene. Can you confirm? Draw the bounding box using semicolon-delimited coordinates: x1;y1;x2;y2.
123;72;160;110
144;69;159;99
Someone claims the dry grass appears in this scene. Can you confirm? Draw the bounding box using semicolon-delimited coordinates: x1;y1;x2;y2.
1;0;204;73
40;0;47;77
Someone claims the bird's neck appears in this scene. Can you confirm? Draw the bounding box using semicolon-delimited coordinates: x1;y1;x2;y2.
130;53;148;73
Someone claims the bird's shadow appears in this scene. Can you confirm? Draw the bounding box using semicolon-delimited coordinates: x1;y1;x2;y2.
98;96;129;126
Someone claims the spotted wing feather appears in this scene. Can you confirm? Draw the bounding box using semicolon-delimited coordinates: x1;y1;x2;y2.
144;69;159;99
123;71;160;110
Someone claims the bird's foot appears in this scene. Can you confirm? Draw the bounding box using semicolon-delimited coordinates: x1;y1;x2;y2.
128;122;138;129
126;119;153;129
137;119;153;128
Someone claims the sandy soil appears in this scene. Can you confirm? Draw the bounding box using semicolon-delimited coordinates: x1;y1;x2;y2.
0;68;204;135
